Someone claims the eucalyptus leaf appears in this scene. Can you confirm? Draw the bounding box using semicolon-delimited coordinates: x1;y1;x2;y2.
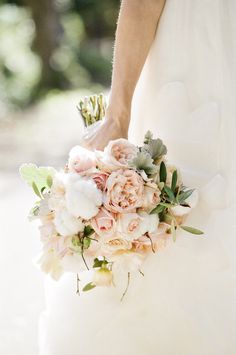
159;161;167;183
180;226;204;235
82;282;96;292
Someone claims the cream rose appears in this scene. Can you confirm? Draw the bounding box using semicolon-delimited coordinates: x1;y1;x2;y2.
104;169;144;213
91;207;116;240
65;173;103;220
68;145;96;173
97;138;138;171
142;183;161;212
118;212;159;241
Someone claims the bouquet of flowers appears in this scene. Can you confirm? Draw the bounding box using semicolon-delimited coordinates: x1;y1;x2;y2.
20;94;203;299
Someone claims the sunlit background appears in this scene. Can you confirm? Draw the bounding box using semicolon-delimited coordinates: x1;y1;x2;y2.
0;0;119;354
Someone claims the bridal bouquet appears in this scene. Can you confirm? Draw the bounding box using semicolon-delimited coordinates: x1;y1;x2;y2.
20;94;203;297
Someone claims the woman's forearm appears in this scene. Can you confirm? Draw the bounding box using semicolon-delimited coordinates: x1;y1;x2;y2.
108;0;166;130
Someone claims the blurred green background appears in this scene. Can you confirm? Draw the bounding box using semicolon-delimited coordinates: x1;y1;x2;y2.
0;0;119;114
0;2;119;354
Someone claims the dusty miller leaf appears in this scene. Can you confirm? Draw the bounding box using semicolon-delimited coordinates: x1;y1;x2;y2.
129;151;158;175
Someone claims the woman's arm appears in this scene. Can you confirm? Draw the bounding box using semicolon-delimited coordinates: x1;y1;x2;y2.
84;0;166;150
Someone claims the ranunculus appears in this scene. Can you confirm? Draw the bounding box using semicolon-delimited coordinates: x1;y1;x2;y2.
91;207;116;240
68;145;96;173
65;173;103;220
54;207;84;237
93;267;113;287
91;171;109;191
104;169;144;213
97;138;138;172
142;182;161;212
117;212;159;241
170;189;199;217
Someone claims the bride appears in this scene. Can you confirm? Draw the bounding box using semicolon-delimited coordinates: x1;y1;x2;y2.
39;1;236;354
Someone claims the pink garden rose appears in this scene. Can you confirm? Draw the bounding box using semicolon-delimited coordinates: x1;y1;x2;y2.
97;138;138;172
91;207;116;240
91;171;109;191
68;145;96;173
104;169;144;213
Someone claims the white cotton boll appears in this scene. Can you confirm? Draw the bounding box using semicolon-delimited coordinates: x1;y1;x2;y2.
65;173;103;220
170;189;199;217
138;212;160;235
54;207;84;237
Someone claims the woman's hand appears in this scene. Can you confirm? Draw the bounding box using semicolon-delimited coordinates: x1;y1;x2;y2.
82;114;128;151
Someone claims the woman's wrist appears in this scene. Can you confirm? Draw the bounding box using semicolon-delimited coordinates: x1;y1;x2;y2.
106;105;130;137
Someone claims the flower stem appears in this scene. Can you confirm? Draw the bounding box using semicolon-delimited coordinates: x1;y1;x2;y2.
120;272;131;302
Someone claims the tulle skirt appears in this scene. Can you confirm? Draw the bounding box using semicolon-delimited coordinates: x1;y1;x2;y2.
39;0;236;354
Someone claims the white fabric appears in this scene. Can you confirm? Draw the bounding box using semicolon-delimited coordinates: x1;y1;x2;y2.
39;1;236;354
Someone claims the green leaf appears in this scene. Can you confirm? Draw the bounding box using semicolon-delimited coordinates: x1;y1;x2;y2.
129;151;158;175
159;161;167;183
150;204;165;214
180;226;204;235
82;282;96;292
32;182;42;199
171;170;178;192
163;185;175;202
84;225;95;237
159;202;173;208
93;257;108;268
19;164;56;192
143;138;167;161
83;237;91;249
46;175;53;188
177;189;195;204
143;130;153;144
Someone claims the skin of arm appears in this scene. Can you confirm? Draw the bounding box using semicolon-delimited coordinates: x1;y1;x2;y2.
83;0;166;150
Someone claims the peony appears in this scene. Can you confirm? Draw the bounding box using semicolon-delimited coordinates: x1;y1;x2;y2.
93;267;113;287
142;182;161;212
68;145;96;173
97;138;138;171
65;173;103;220
54;207;84;237
91;207;116;240
118;212;159;241
104;169;144;213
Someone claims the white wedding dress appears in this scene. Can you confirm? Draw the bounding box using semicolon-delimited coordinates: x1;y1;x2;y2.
39;1;236;354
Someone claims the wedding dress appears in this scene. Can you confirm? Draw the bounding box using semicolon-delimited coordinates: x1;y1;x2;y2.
39;1;236;354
